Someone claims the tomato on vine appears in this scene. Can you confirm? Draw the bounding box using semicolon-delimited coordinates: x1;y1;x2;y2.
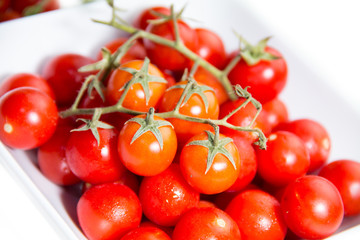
118;108;177;176
136;6;171;30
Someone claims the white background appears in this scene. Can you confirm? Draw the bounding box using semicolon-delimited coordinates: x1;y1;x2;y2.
0;0;359;239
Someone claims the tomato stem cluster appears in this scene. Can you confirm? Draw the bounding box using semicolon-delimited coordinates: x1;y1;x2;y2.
59;2;267;149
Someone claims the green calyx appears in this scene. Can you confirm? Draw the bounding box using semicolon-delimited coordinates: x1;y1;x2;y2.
236;35;280;65
126;107;173;150
187;130;237;174
120;57;167;104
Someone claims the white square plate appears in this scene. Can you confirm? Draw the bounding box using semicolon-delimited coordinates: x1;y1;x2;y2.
0;0;359;239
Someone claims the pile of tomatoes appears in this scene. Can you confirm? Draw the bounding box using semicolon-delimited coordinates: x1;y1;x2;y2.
1;4;360;240
0;0;59;22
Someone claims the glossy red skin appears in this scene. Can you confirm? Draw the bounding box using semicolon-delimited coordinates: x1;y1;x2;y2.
77;182;142;240
275;119;331;172
118;114;177;176
106;60;167;111
226;189;287;240
136;6;171;30
193;66;229;105
38;125;80;186
66;127;126;184
228;47;287;103
0;73;55;98
0;87;58;149
42;53;95;107
120;226;171;240
11;0;59;14
257;98;288;136
281;175;344;239
144;20;198;71
225;133;257;192
219;98;263;143
138;164;200;226
0;0;10;13
139;221;174;237
180;132;240;195
214;184;259;210
0;9;21;22
256;131;310;187
172;207;241;240
96;37;146;64
158;81;219;146
319;159;360;216
195;28;227;69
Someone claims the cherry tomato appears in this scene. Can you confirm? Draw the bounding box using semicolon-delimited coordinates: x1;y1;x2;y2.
281;175;344;239
66;127;126;184
158;80;219;146
0;73;55;98
0;9;21;22
136;6;171;30
118;114;177;176
37;124;80;186
106;59;167;111
319;159;360;216
120;226;171;240
195;28;227;69
96;37;146;64
226;189;287;240
42;53;95;107
77;182;142;240
256;131;310;187
225;132;257;192
144;19;198;71
193;66;229;105
180;131;240;194
228;46;287;103
138;164;199;226
139;221;174;237
275;118;331;172
11;0;59;15
0;0;10;13
214;184;259;210
0;87;58;149
172;207;241;240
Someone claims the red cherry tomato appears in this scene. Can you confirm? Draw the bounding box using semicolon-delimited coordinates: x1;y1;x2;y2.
228;46;287;103
138;164;199;226
0;0;10;13
66;127;126;184
96;37;146;64
172;207;241;240
281;175;344;239
158;80;219;146
77;182;142;240
136;6;171;30
144;19;198;71
37;125;80;186
195;28;227;69
118;114;177;176
193;67;229;105
256;131;310;187
42;53;95;107
106;59;167;111
139;221;174;237
120;226;171;240
0;87;58;149
319;159;360;216
180;131;240;194
275;118;331;172
0;9;21;22
11;0;59;14
226;189;287;240
0;73;55;98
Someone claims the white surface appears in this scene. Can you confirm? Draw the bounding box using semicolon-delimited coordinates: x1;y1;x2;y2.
0;0;359;239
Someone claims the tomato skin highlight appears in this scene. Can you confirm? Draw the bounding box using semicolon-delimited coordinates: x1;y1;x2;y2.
180;132;240;195
120;226;171;240
66;127;126;184
138;164;200;227
172;207;241;240
118;114;177;176
226;189;287;240
77;182;142;240
0;87;58;150
319;159;360;216
281;175;344;239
